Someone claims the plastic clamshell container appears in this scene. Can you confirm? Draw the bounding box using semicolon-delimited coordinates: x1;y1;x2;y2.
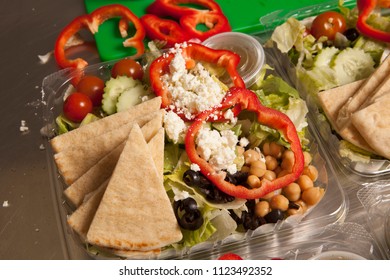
257;6;390;180
41;47;347;260
357;183;390;259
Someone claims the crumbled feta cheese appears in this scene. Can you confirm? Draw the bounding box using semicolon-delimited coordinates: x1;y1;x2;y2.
239;137;249;148
161;50;226;119
2;200;9;207
174;190;190;201
195;126;238;174
163;111;187;144
190;163;200;172
223;109;237;124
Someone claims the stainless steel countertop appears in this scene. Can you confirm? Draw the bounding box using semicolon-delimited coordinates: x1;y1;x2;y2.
0;0;87;259
0;0;387;260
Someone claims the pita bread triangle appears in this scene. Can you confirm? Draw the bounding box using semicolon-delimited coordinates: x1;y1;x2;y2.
50;97;161;153
86;124;182;251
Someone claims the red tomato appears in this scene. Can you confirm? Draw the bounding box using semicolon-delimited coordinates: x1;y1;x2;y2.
76;75;105;106
218;253;243;260
310;11;347;40
63;92;93;123
111;58;144;80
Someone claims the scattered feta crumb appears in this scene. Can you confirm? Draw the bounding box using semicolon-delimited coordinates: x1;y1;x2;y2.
163;111;188;144
20;120;29;133
190;163;201;172
38;51;53;64
39;144;45;151
239;137;249;147
3;201;9;207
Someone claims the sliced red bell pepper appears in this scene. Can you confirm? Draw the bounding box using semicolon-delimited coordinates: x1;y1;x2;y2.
54;4;145;71
146;0;223;19
185;87;305;200
356;0;390;42
140;14;188;48
180;11;231;41
149;42;245;120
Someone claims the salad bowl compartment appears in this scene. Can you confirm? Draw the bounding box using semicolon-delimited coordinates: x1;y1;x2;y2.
41;38;349;260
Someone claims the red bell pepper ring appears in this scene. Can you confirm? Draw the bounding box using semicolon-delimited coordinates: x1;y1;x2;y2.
54;4;145;70
140;14;188;48
356;0;390;42
149;42;245;120
146;0;223;19
180;11;231;41
185;87;305;200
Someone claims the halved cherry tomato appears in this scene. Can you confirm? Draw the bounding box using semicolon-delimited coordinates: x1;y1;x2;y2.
76;75;105;106
63;92;93;123
310;11;347;40
218;253;243;260
111;58;144;80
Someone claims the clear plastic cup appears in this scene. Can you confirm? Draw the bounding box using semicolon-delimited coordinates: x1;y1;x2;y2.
203;32;265;88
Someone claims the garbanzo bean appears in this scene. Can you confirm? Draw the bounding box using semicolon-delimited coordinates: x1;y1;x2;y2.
265;155;278;171
247;174;261;188
244;149;260;165
281;150;295;172
282;182;301;202
262;189;282;200
270;142;284;158
303;151;312;167
263;170;276;181
287;202;305;216
262;142;271;156
269;194;289;211
255;200;270;217
250;165;266;177
277;169;290;178
301;187;323;205
302;165;319;182
297;174;314;191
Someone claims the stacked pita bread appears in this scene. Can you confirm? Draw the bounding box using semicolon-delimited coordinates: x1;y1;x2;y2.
50;97;183;258
318;55;390;160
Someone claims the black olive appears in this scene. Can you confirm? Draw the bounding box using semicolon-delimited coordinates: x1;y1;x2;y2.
181;197;198;212
264;209;285;223
343;28;360;42
242;211;266;230
225;173;237;185
232;171;249;185
288;202;300;210
179;209;204;230
183;170;201;187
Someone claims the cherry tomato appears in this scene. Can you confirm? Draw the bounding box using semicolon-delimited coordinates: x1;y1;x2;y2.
111;58;144;80
218;253;243;260
310;11;347;40
76;75;105;106
63;92;93;123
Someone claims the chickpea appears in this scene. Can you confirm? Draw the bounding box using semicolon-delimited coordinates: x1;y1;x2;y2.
295;199;308;213
274;166;282;176
270;142;284;158
297;174;314;191
244;149;260;165
301;187;324;205
302;165;319;182
263;170;276;181
287;205;304;216
282;182;301;202
241;165;250;173
254;200;270;217
265;155;278;171
303;151;312;167
262;188;282;200
269;194;289;211
262;142;271;156
277;169;290;178
236;145;245;156
281;150;295;172
247;174;261;188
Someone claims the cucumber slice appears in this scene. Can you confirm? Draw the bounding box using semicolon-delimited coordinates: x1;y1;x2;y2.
313;46;340;68
331;48;375;86
116;84;148;112
102;76;138;115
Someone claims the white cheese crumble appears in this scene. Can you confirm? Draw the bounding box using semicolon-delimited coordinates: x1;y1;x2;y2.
190;163;200;172
2;200;9;207
163;111;188;144
161;48;226;120
20;120;29;132
195;126;238;174
239;137;249;148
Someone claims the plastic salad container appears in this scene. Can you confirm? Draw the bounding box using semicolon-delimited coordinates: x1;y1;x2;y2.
41;39;348;259
259;1;390;180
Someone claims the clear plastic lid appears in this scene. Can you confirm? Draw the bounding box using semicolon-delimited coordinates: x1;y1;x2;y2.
203;32;265;88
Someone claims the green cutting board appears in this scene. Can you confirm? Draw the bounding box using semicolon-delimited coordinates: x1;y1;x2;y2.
84;0;356;61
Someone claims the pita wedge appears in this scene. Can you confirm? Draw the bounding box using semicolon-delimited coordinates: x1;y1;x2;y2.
50;97;161;153
351;93;390;159
318;79;364;131
360;74;390;109
54;110;163;185
67;127;167;256
63;111;164;207
86;124;182;251
337;54;390;128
